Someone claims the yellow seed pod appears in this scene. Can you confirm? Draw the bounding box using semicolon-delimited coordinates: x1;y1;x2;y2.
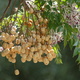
48;39;52;44
47;53;53;61
33;59;38;63
4;48;10;54
21;39;26;44
29;8;34;14
38;50;43;55
10;35;15;41
41;27;46;34
41;40;45;44
38;57;43;62
16;39;21;44
11;58;16;63
5;33;9;38
30;47;35;52
1;36;6;41
37;46;41;50
2;43;8;49
43;57;49;65
11;30;16;35
21;58;26;63
37;38;41;43
14;69;20;75
36;35;40;40
47;45;52;50
41;36;45;40
21;48;25;53
12;54;16;58
28;37;33;43
26;56;32;61
43;19;48;24
1;32;5;36
42;45;46;50
38;17;43;22
9;42;14;48
35;20;39;25
32;34;36;38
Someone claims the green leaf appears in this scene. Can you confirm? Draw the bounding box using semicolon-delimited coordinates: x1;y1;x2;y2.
73;47;80;57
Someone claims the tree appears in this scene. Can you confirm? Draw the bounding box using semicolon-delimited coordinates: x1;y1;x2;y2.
0;0;80;79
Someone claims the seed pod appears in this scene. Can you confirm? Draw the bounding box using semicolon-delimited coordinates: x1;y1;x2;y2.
33;59;38;63
47;53;53;61
35;20;39;25
11;30;16;35
21;58;26;63
11;58;16;63
1;36;6;41
12;54;16;58
42;45;46;50
30;47;35;52
16;39;21;44
2;43;8;49
21;48;25;53
36;35;40;40
26;56;32;61
5;33;9;38
14;69;20;75
29;8;34;14
48;39;52;44
43;19;48;24
47;45;52;50
38;17;43;22
10;35;15;41
27;22;32;27
1;32;5;36
41;36;45;40
29;19;33;23
9;42;14;48
43;57;49;65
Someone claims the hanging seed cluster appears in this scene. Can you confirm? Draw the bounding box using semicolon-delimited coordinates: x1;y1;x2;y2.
0;17;56;65
0;1;57;65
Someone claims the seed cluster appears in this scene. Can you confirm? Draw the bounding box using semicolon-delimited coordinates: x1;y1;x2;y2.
0;17;56;65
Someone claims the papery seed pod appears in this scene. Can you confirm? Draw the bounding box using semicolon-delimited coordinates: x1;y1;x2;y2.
11;30;16;35
2;43;8;49
30;47;35;52
33;59;38;63
21;48;25;53
21;58;26;63
5;33;9;38
48;39;52;44
1;36;6;41
14;69;20;75
38;50;43;55
9;42;14;48
36;35;40;39
16;39;21;44
29;8;34;14
41;36;45;40
43;57;49;65
10;35;15;41
32;34;36;38
38;17;43;22
47;53;53;61
11;58;16;63
42;45;46;50
26;56;32;61
12;53;16;58
43;19;48;24
47;45;52;50
27;22;32;27
35;20;39;25
38;57;43;62
1;32;5;36
37;38;41;43
29;19;33;23
41;27;46;34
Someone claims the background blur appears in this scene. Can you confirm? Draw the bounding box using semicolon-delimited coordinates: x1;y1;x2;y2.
0;0;80;80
